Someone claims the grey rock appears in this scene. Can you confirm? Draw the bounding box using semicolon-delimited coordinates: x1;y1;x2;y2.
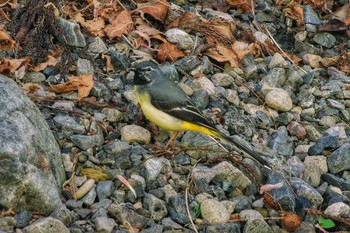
15;210;32;228
144;193;168;221
293;222;315;233
57;18;86;47
94;217;116;233
108;203;148;228
175;56;201;73
192;162;251;193
74;208;92;218
140;224;163;233
290;177;323;208
243;218;273;233
268;126;294;158
107;75;124;91
211;73;234;87
121;125;151;144
50;205;72;226
298;89;315;108
81;185;97;206
76;58;94;75
268;53;288;68
91;208;108;219
70;134;104;150
110;51;131;70
23;71;46;83
304;156;327;174
304;125;321;141
324;202;350;217
308;135;338;155
91;81;113;101
287;156;305;178
303;163;321;187
313;32;336;48
161;217;182;230
165;28;195;50
97;181;115;201
101;108;123;123
265;88;293;112
322;173;350;190
206;222;241;233
0;217;16;233
327;99;345;110
294;40;320;54
139;157;172;181
260;68;286;88
326;125;347;139
0;75;65;214
266;172;295;212
286;69;303;89
327;143;350;173
159;63;179;82
66;200;83;209
303;5;323;25
53;115;85;134
86;37;108;58
168;194;194;225
323;185;349;206
201;199;230;224
23;217;69;233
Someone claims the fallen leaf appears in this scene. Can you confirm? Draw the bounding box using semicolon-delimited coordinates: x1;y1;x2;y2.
48;74;93;100
104;10;134;40
0;57;30;74
226;0;255;12
21;83;42;94
155;41;186;62
137;0;169;23
205;44;239;67
80;167;109;181
101;54;114;72
283;3;304;27
334;4;350;26
32;55;58;71
74;13;105;37
0;31;15;50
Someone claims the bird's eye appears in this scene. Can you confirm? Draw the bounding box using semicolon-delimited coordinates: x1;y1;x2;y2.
145;67;152;72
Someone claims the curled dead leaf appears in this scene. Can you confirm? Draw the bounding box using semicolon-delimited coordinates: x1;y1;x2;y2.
32;55;58;71
137;0;169;23
155;41;186;62
104;10;133;40
282;212;302;231
48;74;93;100
0;31;15;50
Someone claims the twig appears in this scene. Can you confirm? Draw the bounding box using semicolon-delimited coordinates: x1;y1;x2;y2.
185;187;198;233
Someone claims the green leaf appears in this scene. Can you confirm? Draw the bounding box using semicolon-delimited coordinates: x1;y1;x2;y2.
194;202;201;218
318;217;335;229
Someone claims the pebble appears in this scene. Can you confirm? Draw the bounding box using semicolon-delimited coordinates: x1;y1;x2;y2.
312;32;336;48
57;18;86;47
308;134;338;155
164;28;195;50
94;217;116;233
265;88;293;112
76;58;94;75
268;53;288;69
324;202;350;217
211;73;234;87
191;77;215;94
327;142;350;173
304;156;328;174
23;217;69;233
302;54;322;68
101;108;123;122
201;199;230;224
243;218;273;233
23;71;46;83
120;125;151;144
143;193;168;221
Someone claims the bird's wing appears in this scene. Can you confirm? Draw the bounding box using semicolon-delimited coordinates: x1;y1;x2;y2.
148;78;218;132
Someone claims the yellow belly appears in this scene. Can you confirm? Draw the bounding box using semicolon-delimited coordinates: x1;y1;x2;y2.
134;87;183;131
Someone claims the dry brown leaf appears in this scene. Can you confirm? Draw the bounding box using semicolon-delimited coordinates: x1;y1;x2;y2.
0;57;30;73
104;10;133;40
32;55;58;71
74;13;105;37
0;31;15;50
226;0;255;12
283;3;304;27
338;51;350;74
155;41;186;62
48;74;93;100
101;54;114;72
334;4;350;26
134;17;163;36
22;83;42;94
137;0;169;23
205;44;239;67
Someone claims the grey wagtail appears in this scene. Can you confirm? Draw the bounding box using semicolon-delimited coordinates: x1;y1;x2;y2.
133;60;268;166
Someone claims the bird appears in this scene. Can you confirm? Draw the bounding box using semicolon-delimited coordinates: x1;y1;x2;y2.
133;60;269;167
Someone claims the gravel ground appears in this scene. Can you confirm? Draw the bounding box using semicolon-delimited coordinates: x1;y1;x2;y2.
1;0;350;232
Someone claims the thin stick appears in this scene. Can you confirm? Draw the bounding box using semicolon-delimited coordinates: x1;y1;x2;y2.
185;187;198;233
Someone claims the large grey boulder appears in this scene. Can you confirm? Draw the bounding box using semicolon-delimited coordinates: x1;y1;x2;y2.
0;75;66;215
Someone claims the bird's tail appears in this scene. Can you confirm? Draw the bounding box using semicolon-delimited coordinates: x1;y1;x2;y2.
214;131;269;167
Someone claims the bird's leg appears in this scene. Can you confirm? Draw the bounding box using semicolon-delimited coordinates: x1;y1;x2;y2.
164;131;180;151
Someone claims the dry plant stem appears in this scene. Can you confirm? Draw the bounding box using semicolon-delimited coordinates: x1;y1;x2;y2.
164;131;180;151
185;187;198;233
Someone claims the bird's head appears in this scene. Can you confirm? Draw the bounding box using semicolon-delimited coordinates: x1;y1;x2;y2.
133;61;161;85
